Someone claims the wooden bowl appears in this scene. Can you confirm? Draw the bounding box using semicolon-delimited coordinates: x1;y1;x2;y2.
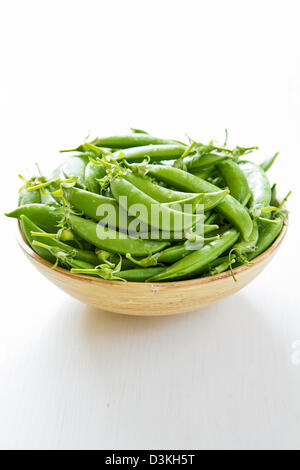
17;218;288;316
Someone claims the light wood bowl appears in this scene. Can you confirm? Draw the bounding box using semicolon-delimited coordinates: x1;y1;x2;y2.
17;218;288;316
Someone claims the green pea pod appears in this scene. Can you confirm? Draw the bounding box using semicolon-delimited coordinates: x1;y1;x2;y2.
230;220;259;262
123;171;229;211
217;160;252;205
85;161;106;193
189;167;214;180
32;240;95;270
62;186;132;232
239;161;271;216
68;214;170;257
18;187;41;206
137;165;253;241
114;144;186;163
154;225;219;264
248;215;285;261
62;154;90;188
6;203;62;233
20;216;56;263
20;215;100;265
183;153;231;170
71;266;165;282
148;228;239;282
110;177;203;234
90;134;183;149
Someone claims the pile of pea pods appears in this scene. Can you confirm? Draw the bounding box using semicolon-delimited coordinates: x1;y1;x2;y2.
6;130;289;282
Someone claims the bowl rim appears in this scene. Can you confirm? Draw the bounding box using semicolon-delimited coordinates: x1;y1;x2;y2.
17;215;288;287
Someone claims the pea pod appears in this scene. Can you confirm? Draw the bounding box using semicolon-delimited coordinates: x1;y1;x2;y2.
90;134;183;149
5;204;62;233
189;167;214;180
62;186;132;232
123;171;229;211
239;161;271;216
248;215;285;261
148;228;240;282
71;266;165;282
85;161;106;193
68;214;169;257
182;153;231;170
20;216;55;263
217;160;251;205
151;225;219;264
110;177;203;234
136;164;253;241
18;187;41;206
113;144;186;163
20;215;100;265
230;220;259;262
62;154;90;188
32;240;95;270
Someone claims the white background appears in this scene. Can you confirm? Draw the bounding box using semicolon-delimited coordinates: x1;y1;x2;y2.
0;0;300;450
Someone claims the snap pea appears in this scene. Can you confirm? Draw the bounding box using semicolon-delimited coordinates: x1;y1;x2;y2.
6;204;62;233
239;161;271;216
113;144;186;163
217;160;252;205
248;215;285;261
62;186;132;232
85;161;106;193
71;266;165;282
189;167;214;180
18;187;41;206
208;257;237;276
68;214;169;256
90;134;183;149
20;216;55;263
20;215;100;265
182;153;231;170
32;240;95;270
110;177;203;233
152;226;219;264
148;228;239;282
61;154;90;188
137;164;253;241
123;171;229;211
230;220;259;262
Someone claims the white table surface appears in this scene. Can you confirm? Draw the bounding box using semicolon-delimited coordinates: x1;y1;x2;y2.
0;0;300;450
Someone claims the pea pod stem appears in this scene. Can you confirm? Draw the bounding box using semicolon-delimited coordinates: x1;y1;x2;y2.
32;240;95;270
